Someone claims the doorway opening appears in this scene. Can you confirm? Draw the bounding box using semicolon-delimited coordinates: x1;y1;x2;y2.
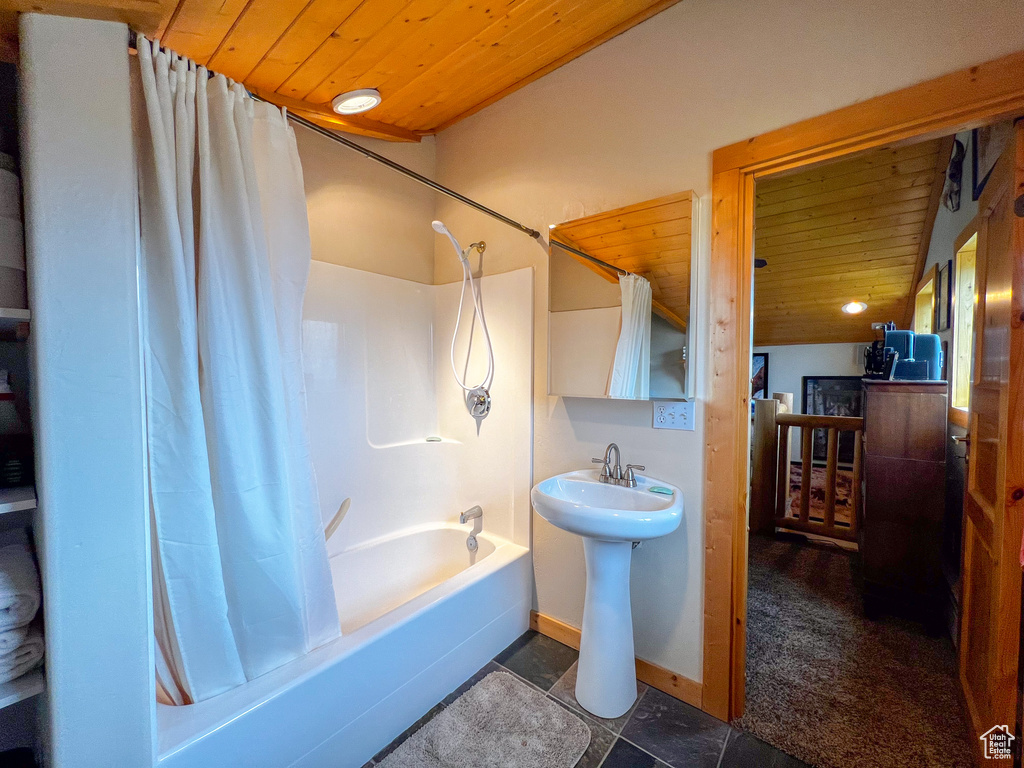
700;50;1024;768
741;127;1011;766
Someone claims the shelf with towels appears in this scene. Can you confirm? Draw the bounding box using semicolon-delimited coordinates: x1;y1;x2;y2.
0;668;43;710
0;308;28;334
0;488;35;517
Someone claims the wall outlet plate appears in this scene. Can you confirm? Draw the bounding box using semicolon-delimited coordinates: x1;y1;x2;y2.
653;400;695;431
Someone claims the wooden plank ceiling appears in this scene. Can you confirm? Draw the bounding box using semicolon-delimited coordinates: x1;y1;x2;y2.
754;137;952;346
551;191;693;331
0;0;681;141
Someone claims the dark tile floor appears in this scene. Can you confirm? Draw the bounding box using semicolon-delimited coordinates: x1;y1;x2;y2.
363;630;809;768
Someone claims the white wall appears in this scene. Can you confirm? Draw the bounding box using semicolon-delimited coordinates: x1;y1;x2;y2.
20;14;154;766
297;126;437;284
923;129;981;354
432;0;1024;682
753;343;865;462
302;262;533;557
752;343;865;410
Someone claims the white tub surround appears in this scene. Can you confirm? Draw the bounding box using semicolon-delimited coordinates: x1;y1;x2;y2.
303;263;534;551
154;263;534;765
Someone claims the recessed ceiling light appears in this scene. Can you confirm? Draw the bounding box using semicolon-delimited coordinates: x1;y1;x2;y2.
331;88;382;115
842;301;868;314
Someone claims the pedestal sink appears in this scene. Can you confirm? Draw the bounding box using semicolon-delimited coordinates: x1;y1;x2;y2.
531;469;683;719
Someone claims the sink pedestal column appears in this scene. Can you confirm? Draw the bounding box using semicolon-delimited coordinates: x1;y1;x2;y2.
575;538;636;719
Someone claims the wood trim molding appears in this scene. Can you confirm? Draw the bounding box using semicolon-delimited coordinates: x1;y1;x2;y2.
917;263;939;295
954;215;982;254
949;406;969;429
704;48;1024;723
713;50;1024;176
529;611;703;709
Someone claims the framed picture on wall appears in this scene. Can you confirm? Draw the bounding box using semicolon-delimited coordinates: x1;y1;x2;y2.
802;376;863;464
752;353;769;401
936;259;952;331
972;123;1012;200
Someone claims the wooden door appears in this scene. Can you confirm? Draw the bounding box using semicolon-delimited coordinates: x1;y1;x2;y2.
959;119;1024;755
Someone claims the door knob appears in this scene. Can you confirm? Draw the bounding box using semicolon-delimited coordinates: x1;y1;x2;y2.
952;433;971;462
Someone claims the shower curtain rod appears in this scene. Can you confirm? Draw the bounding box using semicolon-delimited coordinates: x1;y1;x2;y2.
549;239;630;277
127;30;542;240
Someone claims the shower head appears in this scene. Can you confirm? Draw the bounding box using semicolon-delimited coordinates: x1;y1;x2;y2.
432;220;467;262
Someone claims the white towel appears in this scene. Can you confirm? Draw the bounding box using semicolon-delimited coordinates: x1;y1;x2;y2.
0;531;40;631
0;625;27;652
0;623;42;683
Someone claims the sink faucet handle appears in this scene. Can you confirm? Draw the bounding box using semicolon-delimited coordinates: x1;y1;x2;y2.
591;456;613;483
591;457;609;464
623;464;645;488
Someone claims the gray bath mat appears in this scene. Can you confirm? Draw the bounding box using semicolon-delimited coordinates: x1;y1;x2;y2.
378;671;590;768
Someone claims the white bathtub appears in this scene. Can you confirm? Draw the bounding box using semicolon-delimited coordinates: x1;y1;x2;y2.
157;524;530;768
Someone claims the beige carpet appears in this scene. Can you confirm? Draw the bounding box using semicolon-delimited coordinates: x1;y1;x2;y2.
739;535;974;768
378;671;590;768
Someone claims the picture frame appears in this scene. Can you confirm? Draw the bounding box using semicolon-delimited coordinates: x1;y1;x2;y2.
802;376;863;464
972;123;1012;201
752;353;769;401
936;259;952;332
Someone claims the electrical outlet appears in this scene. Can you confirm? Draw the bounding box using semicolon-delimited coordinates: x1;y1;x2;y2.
653;400;695;431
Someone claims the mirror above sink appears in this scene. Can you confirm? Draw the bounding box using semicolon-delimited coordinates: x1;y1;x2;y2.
547;191;702;401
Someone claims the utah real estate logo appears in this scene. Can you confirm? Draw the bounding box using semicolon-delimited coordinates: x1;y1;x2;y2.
980;725;1015;760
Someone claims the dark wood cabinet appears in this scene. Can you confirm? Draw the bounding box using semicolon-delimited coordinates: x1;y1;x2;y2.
860;380;948;627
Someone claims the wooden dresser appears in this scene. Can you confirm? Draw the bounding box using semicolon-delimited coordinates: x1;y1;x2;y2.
860;379;948;628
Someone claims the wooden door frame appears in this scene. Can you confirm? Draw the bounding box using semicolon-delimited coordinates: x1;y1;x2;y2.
702;49;1024;722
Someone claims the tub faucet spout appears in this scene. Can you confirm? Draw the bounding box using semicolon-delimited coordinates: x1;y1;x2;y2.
460;505;483;524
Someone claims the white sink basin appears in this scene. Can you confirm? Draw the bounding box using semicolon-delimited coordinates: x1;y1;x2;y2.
531;469;682;541
531;467;684;720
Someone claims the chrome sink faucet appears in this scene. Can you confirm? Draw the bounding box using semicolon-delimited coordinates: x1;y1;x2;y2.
592;443;646;487
593;442;621;484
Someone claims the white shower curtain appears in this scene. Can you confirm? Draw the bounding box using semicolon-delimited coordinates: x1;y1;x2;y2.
607;274;652;399
135;39;339;705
